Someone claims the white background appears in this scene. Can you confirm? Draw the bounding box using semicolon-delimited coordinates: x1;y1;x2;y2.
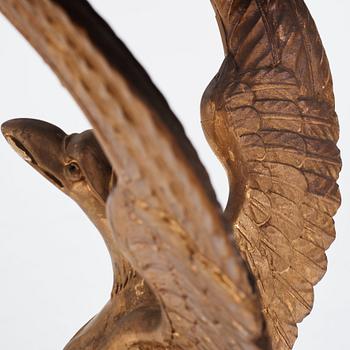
0;1;348;349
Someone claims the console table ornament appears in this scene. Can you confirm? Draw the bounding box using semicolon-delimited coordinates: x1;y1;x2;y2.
0;1;340;349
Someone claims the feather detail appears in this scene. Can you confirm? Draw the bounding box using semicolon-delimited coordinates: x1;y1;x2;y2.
204;1;341;348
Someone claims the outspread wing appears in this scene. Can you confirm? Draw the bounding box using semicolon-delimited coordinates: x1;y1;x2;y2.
0;1;267;348
202;1;341;349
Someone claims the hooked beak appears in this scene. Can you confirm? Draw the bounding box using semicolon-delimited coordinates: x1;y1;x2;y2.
2;118;67;189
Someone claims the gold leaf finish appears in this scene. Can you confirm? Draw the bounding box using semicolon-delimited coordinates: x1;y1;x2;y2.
202;1;341;349
0;0;266;349
0;0;340;349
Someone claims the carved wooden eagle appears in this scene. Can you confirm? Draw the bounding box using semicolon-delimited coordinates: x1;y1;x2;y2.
0;1;340;349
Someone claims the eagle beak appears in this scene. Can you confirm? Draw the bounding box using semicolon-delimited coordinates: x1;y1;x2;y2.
2;118;67;189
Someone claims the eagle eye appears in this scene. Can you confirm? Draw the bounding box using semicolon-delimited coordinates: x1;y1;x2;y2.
65;162;83;181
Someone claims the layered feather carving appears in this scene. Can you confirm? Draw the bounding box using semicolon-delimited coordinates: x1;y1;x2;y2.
0;0;267;348
0;0;340;348
203;1;341;348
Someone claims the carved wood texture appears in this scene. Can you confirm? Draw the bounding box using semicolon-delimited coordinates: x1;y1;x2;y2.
203;1;341;349
0;0;265;349
0;0;340;349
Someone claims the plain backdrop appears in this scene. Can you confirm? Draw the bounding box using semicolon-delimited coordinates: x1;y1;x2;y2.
0;1;348;349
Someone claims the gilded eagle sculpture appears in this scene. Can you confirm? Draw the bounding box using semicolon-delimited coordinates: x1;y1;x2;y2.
0;1;340;350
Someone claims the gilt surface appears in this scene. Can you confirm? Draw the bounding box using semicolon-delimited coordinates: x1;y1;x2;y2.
0;0;265;349
0;0;340;349
202;1;341;349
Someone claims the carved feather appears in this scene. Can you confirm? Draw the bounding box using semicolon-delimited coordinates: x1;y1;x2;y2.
0;0;267;348
203;1;341;349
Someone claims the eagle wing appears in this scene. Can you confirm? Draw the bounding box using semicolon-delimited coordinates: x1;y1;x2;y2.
0;0;266;348
202;1;341;349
